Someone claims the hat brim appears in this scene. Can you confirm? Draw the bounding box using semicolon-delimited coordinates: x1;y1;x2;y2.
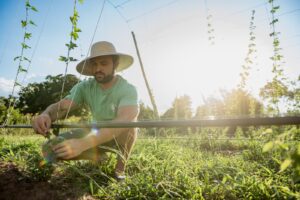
76;53;134;76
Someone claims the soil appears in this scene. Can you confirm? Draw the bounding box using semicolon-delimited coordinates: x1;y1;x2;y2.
0;162;95;200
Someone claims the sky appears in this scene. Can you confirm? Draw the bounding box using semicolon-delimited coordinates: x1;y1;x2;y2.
0;0;299;114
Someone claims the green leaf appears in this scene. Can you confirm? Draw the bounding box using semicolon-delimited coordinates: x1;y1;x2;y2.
69;57;78;62
21;43;31;49
271;6;280;13
71;32;79;40
78;0;84;4
279;159;292;172
59;56;68;62
24;32;32;39
29;20;37;26
269;32;276;37
70;16;74;23
13;56;21;61
73;10;79;18
25;1;31;8
270;19;279;25
66;42;78;50
21;20;27;27
263;141;273;152
23;57;31;63
31;6;38;12
18;66;27;73
15;82;22;87
74;27;81;33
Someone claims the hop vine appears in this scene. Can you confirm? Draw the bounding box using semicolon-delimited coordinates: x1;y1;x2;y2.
206;13;215;45
13;0;38;92
59;0;84;64
238;10;257;90
204;0;215;46
57;0;84;118
260;0;288;114
5;0;38;125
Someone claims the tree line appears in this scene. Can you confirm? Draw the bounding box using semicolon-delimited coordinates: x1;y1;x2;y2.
0;74;299;125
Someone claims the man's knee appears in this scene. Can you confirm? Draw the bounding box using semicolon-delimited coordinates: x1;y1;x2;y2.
116;128;137;145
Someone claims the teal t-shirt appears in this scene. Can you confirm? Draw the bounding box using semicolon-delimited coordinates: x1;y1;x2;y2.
65;75;138;121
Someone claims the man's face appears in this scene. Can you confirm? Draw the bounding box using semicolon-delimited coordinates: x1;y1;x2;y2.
91;56;115;84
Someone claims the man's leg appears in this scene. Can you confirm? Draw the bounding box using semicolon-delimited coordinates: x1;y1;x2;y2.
43;129;105;162
113;128;138;175
42;128;137;171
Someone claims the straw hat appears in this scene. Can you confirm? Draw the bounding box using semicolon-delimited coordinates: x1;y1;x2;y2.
76;41;134;76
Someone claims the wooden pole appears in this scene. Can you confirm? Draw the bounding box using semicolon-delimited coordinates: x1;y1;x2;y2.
131;31;160;119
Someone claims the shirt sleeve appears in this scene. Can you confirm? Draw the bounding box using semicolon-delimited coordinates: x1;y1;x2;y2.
64;81;85;105
118;85;138;107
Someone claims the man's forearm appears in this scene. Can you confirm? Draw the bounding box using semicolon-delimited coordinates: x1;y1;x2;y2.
79;105;139;152
42;102;68;122
80;127;131;151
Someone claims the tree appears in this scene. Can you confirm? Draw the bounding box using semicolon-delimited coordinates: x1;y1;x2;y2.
221;89;263;117
194;89;263;137
161;95;193;134
194;96;225;118
260;79;289;114
286;75;300;114
162;95;192;120
16;74;85;115
138;102;156;120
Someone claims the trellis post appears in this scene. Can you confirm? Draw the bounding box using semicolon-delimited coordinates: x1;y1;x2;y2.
131;31;160;120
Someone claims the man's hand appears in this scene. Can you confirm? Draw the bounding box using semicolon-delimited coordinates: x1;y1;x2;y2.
52;139;85;160
32;114;52;136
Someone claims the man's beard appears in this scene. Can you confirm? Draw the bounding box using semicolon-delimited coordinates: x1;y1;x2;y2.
94;70;115;84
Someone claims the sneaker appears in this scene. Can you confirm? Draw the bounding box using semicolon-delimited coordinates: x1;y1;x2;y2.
114;171;126;182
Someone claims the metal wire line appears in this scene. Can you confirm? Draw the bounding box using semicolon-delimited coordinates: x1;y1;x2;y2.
106;0;129;23
115;0;134;8
101;0;300;47
126;0;181;23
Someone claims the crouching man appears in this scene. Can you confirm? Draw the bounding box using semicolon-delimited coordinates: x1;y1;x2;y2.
32;41;139;179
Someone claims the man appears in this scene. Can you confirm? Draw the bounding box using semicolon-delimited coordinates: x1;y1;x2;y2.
32;41;139;179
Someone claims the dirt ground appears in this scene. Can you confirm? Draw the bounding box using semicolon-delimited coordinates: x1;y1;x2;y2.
0;162;95;200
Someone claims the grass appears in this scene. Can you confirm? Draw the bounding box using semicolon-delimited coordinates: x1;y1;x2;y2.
0;131;299;199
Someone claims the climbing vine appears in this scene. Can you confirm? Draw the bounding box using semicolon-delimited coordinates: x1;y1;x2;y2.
204;0;215;46
58;0;84;97
59;0;84;65
12;0;37;93
238;10;257;91
5;0;38;125
260;0;288;114
206;13;215;46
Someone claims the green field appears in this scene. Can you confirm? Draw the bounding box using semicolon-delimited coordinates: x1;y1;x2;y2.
0;128;299;200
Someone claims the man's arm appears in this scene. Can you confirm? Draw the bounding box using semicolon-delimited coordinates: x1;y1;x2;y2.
53;105;139;159
32;99;78;135
82;105;139;149
42;99;78;122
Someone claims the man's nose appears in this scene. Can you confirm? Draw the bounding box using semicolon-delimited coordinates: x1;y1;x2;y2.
94;65;102;72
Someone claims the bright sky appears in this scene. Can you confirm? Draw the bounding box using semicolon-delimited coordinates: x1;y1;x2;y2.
0;0;299;114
